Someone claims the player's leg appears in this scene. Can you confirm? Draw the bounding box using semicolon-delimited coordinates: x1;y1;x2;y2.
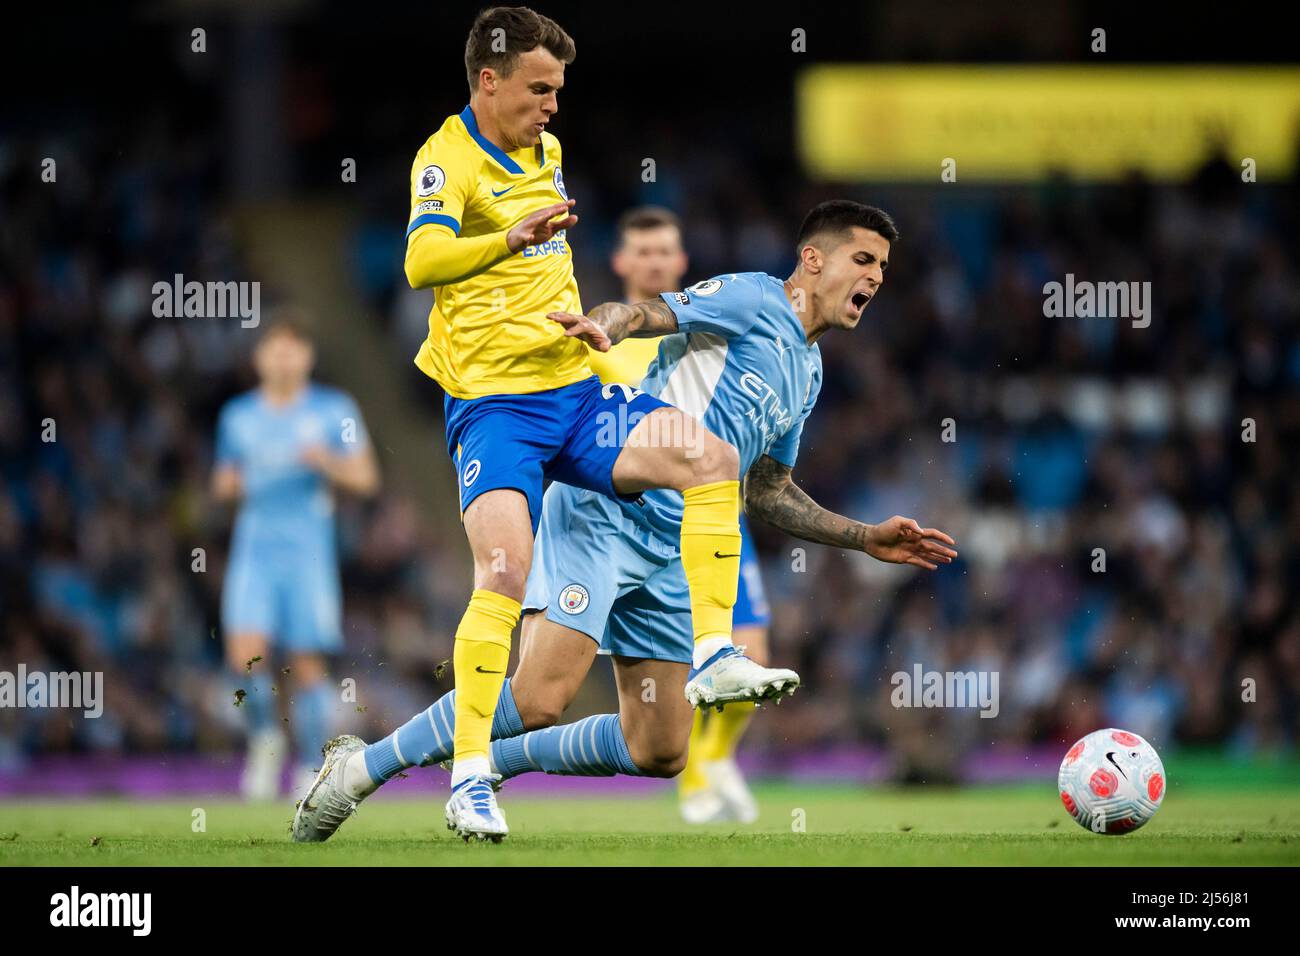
287;652;334;796
223;554;283;800
556;381;795;704
437;488;533;840
490;556;694;781
452;488;532;773
490;656;691;781
293;608;598;842
435;391;559;840
227;630;283;799
681;520;771;822
610;656;694;775
282;554;345;796
611;406;742;670
293;481;608;842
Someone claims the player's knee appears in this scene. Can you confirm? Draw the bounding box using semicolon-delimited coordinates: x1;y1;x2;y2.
290;657;328;687
511;685;564;730
636;751;689;779
475;565;528;602
628;737;689;778
682;432;738;487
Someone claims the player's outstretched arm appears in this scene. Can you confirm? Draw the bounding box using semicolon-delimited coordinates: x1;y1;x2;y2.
404;200;577;290
548;298;678;352
743;455;958;570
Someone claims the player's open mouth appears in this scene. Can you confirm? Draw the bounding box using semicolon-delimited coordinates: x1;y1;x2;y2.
850;291;871;314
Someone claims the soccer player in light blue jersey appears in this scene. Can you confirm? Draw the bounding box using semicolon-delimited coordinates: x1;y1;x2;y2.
213;315;379;800
293;201;956;841
588;206;777;823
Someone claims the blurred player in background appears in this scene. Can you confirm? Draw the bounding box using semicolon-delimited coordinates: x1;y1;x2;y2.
589;207;773;824
212;314;380;799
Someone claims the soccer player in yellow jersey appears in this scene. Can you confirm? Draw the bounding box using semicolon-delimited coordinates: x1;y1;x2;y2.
587;208;773;824
292;7;794;844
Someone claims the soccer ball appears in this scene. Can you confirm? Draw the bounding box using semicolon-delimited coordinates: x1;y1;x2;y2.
1058;728;1165;835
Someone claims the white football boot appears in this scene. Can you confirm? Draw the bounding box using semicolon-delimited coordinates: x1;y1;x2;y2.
240;728;286;800
679;787;731;824
291;734;368;843
706;756;759;823
445;775;509;843
684;646;800;709
291;764;320;804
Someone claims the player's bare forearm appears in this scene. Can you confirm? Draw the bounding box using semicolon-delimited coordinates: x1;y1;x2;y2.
744;455;958;569
743;455;872;551
589;299;679;345
211;466;243;504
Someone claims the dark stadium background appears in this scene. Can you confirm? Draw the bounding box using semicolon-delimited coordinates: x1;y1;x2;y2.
2;1;1298;794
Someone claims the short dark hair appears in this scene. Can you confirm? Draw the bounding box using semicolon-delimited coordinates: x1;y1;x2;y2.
796;200;899;255
465;6;576;92
616;206;682;244
257;307;314;346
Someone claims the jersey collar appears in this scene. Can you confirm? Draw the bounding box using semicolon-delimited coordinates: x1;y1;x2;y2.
459;104;530;176
770;275;816;350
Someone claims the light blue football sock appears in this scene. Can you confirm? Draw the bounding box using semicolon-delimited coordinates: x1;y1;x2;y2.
291;680;334;766
491;713;644;779
362;678;525;785
237;670;276;734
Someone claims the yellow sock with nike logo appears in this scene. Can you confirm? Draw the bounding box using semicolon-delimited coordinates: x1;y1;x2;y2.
451;588;520;782
679;480;742;667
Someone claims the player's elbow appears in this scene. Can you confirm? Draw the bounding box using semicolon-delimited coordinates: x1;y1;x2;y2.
210;469;240;503
356;460;381;497
404;247;433;289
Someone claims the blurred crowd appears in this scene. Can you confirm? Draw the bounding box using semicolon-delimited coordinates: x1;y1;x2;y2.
3;107;1299;776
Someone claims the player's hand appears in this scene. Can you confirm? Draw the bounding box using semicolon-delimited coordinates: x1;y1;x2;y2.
547;310;611;351
863;516;957;570
506;199;577;253
299;444;332;472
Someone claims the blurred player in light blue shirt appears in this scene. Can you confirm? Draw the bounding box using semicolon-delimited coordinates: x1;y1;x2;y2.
212;314;379;800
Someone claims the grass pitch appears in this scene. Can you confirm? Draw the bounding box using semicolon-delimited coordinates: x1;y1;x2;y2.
1;782;1297;866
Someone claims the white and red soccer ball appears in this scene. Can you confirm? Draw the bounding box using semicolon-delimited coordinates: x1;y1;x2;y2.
1058;728;1165;835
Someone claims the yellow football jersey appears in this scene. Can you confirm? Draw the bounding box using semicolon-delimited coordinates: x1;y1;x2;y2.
407;106;590;399
587;337;662;388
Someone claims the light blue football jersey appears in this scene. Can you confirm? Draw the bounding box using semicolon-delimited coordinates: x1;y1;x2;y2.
215;383;369;559
625;272;823;540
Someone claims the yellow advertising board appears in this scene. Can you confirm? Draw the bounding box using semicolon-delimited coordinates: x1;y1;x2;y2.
797;66;1300;181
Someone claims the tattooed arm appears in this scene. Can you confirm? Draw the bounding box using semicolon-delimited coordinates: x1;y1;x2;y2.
546;298;678;351
743;454;958;570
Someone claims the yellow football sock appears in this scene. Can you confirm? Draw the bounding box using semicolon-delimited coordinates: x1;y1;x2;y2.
679;480;741;644
451;588;520;763
679;710;711;797
701;700;756;762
